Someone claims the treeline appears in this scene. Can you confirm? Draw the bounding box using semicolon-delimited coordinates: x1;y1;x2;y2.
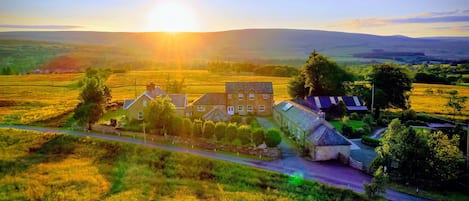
207;61;299;77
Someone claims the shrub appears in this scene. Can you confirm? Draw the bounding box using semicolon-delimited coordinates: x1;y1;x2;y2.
265;128;282;147
361;135;381;147
362;114;375;128
169;116;183;136
341;124;354;138
237;125;251;145
182;118;193;137
349;112;361;120
225;123;238;142
341;116;350;125
193;119;203;138
252;128;265;146
245;115;256;125
230;115;242;124
401;109;417;121
214;122;227;141
202;121;215;139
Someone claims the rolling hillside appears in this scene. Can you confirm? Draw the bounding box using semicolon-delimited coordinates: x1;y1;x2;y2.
1;29;468;66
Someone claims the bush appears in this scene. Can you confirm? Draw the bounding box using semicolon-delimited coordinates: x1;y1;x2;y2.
401;109;417;121
404;120;427;126
230;115;242;124
214;122;227;141
225;123;238;142
237;125;251;145
252;128;265;146
349;112;361;120
182;118;193;137
169;116;183;136
341;124;354;138
202;121;215;139
362;114;375;128
265;128;282;147
361;135;381;147
245;115;256;125
193;119;203;138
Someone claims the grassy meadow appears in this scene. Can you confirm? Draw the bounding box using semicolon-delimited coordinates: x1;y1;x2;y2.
410;83;469;120
0;128;367;200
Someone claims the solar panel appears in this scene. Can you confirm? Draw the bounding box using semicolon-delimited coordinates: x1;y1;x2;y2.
282;103;293;111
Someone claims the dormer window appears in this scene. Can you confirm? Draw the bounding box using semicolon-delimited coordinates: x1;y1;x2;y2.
238;93;244;100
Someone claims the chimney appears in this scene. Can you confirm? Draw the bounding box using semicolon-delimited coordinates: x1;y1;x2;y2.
146;82;156;92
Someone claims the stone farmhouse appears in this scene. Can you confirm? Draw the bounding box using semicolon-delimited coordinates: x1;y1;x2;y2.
274;100;352;161
124;82;274;122
123;82;187;121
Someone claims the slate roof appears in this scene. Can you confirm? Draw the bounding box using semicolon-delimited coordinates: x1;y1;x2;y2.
192;93;226;105
123;99;134;109
305;96;368;111
275;101;351;146
225;82;273;94
168;94;187;108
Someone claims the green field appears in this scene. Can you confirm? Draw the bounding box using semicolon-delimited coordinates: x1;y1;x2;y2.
0;128;367;200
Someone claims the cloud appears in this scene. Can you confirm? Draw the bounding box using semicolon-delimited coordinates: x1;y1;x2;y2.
336;10;469;28
0;24;82;29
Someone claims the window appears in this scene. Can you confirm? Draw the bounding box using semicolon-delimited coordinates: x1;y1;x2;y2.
238;93;244;100
197;105;205;112
143;100;147;107
263;94;269;99
228;94;232;99
238;105;243;112
138;111;143;120
247;105;253;112
249;93;255;100
259;105;265;112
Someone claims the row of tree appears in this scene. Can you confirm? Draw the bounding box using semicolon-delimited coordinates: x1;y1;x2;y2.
207;61;299;77
141;96;282;147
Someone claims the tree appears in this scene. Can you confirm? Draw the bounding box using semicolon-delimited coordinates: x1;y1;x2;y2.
237;125;251;145
426;131;463;183
214;122;227;141
73;69;110;130
252;128;265;146
182;118;193;137
364;166;388;200
369;63;412;117
202;121;215;139
287;74;309;99
445;90;468;121
302;50;352;96
169;116;183;136
193;119;203;137
143;96;176;134
265;128;282;147
225;123;238;142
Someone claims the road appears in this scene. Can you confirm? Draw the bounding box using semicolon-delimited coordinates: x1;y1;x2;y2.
0;123;429;201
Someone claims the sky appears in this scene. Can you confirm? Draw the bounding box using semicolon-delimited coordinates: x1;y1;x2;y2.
0;0;468;37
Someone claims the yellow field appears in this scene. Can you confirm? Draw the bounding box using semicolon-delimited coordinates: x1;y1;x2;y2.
410;83;469;119
107;70;290;102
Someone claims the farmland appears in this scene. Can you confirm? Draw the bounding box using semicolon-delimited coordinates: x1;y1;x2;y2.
0;70;468;126
0;128;366;200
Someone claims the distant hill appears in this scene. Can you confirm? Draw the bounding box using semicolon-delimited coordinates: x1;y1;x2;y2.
0;29;468;66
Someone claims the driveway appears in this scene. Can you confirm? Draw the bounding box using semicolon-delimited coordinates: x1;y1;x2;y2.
0;124;429;201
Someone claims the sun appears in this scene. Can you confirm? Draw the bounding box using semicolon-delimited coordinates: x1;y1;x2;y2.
146;2;198;32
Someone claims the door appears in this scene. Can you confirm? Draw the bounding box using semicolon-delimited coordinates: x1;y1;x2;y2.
227;106;234;115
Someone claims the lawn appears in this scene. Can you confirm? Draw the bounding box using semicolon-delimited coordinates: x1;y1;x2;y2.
330;120;365;133
0;128;367;200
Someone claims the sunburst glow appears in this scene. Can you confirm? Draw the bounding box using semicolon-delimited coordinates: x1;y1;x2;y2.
146;2;198;32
